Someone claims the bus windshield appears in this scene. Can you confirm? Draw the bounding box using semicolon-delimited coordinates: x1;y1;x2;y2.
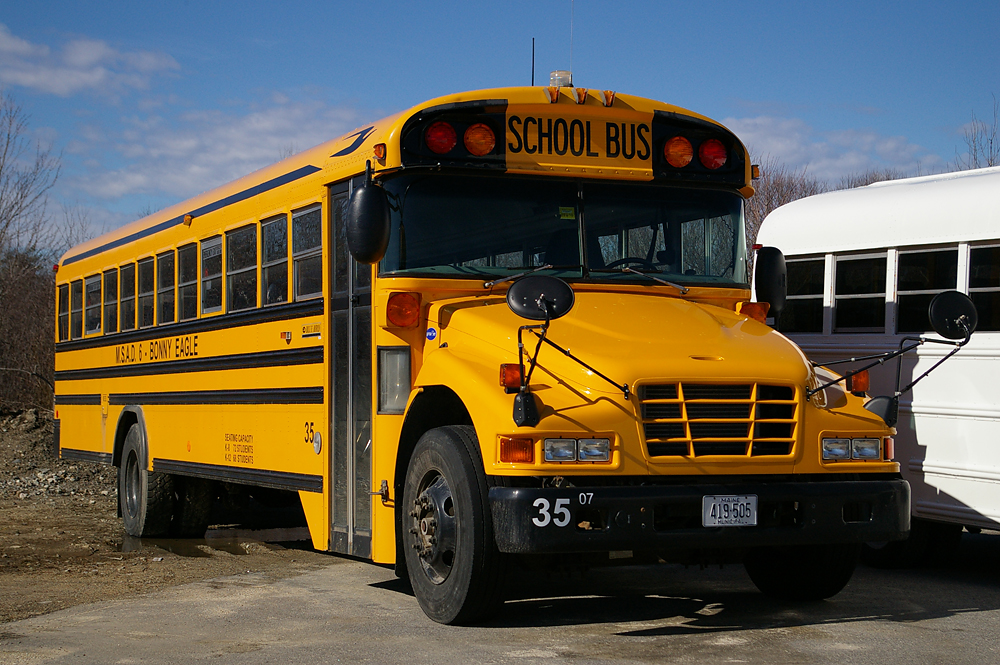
379;173;748;287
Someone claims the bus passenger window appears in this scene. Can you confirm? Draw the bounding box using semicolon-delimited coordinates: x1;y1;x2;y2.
138;258;155;328
178;244;197;320
84;275;101;334
292;205;322;299
777;259;824;333
157;250;176;325
70;280;83;339
262;215;288;305
57;284;69;341
120;263;136;331
834;255;886;333
201;237;222;313
897;249;957;333
103;269;118;334
969;245;1000;331
227;225;257;312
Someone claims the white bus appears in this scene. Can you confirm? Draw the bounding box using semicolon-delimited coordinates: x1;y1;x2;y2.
756;166;1000;563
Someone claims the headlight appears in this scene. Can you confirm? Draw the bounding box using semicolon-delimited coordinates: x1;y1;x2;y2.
822;438;851;460
577;438;610;462
852;438;881;460
544;438;577;462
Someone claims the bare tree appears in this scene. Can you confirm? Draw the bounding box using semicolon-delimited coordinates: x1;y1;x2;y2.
954;94;999;170
745;154;827;247
0;90;61;411
835;167;906;190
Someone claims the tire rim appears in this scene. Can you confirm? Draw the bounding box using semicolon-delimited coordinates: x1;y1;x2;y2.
410;472;457;585
125;450;140;519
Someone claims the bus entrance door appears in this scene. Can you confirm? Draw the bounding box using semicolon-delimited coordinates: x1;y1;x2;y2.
329;178;372;558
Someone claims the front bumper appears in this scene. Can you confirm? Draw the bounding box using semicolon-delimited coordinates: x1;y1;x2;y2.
489;478;909;554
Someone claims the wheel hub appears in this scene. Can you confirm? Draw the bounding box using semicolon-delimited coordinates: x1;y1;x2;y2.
408;474;457;584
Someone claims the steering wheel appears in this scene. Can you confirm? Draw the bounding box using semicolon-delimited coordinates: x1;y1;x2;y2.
605;257;659;271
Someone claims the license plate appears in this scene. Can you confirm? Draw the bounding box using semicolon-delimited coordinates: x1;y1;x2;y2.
702;495;758;527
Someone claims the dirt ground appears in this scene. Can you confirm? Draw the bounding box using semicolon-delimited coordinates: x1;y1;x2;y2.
0;410;335;624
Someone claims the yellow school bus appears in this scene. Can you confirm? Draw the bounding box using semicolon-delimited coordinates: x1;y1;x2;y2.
54;81;909;624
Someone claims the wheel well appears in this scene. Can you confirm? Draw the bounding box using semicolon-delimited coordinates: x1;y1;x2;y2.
112;409;140;468
393;386;473;574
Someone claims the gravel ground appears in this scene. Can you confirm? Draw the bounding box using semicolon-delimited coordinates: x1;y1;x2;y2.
0;410;335;624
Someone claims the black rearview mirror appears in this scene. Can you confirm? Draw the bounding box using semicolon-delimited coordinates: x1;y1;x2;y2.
928;290;978;340
346;169;391;265
506;275;575;321
754;246;786;318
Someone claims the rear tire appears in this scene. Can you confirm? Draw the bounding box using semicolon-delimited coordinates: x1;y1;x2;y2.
402;425;506;624
745;543;860;601
119;423;174;537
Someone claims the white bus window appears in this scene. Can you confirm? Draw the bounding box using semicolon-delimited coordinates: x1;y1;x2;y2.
120;263;136;331
834;255;885;333
138;258;155;328
201;237;222;314
292;205;322;300
57;284;69;341
777;259;824;333
70;279;83;339
84;275;101;334
227;225;257;312
897;249;957;333
103;269;118;334
178;244;197;320
157;250;176;325
970;246;1000;331
262;215;288;305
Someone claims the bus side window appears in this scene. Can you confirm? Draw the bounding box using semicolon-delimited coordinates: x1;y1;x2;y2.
120;263;136;331
138;258;155;328
157;250;176;325
178;243;197;321
57;284;69;341
969;245;1000;332
262;214;288;305
70;280;83;339
84;275;102;335
201;237;222;314
834;255;886;333
103;268;118;334
777;259;824;333
227;225;257;312
293;204;322;299
897;249;957;333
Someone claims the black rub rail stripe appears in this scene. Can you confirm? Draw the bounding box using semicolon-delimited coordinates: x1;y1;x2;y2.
109;386;323;405
154;458;323;493
55;346;323;382
61;165;323;267
54;394;101;405
60;448;113;465
55;298;324;353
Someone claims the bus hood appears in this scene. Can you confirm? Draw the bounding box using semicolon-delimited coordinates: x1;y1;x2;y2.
426;290;811;396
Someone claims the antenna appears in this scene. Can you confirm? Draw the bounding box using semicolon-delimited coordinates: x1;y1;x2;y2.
531;37;535;86
570;0;574;79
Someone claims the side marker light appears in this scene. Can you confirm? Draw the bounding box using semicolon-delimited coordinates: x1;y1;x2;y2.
386;292;420;327
500;437;534;464
737;301;770;324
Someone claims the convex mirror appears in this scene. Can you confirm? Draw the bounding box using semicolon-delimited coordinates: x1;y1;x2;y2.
928;290;978;340
754;246;786;317
346;178;391;265
506;275;575;321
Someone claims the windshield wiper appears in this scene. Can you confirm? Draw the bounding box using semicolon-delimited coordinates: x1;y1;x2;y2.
590;267;689;294
484;264;585;288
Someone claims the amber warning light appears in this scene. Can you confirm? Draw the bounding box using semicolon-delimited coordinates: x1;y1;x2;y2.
386;292;420;327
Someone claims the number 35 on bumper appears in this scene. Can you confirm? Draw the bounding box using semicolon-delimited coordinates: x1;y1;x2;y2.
532;493;593;527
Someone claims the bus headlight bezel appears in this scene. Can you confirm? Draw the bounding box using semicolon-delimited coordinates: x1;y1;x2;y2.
544;438;577;462
821;438;852;460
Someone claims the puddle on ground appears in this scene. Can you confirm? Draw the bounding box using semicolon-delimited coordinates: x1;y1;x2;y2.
118;526;312;558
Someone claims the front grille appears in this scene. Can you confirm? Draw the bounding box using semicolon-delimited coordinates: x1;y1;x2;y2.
639;383;798;458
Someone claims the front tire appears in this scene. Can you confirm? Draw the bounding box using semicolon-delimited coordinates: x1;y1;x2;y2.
119;423;174;537
402;426;506;624
745;543;860;601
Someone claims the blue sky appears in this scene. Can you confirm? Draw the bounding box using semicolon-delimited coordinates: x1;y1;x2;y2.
2;1;998;236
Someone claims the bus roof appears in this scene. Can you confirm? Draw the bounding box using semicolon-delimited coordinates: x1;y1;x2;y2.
756;166;1000;255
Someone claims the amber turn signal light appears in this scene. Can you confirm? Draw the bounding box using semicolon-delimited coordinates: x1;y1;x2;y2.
737;301;770;324
664;136;693;168
386;292;420;327
500;436;534;464
847;369;870;393
464;123;495;156
500;363;522;390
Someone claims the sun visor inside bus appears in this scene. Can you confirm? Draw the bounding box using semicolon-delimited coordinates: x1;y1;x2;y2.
399;99;508;170
651;110;747;187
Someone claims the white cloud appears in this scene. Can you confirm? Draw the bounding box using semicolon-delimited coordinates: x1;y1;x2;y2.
0;23;178;97
74;99;366;201
723;115;943;181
